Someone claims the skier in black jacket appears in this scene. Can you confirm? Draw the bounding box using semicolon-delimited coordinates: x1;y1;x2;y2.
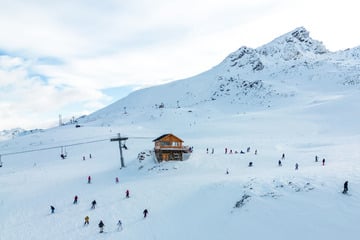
98;220;105;233
343;181;349;194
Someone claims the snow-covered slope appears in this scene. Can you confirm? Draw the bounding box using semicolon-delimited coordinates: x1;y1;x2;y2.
0;27;360;240
0;128;44;141
81;27;360;128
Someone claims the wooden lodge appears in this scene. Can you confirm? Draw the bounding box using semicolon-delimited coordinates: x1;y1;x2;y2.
153;133;191;162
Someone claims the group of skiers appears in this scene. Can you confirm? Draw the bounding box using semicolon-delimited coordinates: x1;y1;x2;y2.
223;146;256;155
83;209;147;233
206;148;215;154
272;153;328;170
224;151;350;195
90;219;123;233
49;185;147;233
90;209;147;233
82;153;92;161
88;175;123;184
314;155;326;166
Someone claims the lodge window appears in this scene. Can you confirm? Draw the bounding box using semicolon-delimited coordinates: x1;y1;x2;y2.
160;141;171;146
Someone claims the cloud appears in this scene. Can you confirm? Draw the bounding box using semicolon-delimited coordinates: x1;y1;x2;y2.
0;55;110;129
0;0;360;130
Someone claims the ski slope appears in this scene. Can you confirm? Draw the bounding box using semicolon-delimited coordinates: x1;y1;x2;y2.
1;95;359;240
1;27;360;239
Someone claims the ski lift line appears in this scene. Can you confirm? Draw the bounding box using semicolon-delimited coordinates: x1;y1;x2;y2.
127;136;155;139
50;133;117;145
0;138;109;157
0;135;154;159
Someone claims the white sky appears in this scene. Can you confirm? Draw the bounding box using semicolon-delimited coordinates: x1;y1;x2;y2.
1;0;359;130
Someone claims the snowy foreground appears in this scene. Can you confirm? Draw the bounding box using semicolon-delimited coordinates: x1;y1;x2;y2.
1;98;360;240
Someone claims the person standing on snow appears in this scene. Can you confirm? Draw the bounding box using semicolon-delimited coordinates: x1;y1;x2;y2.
88;176;91;184
50;205;55;214
343;181;349;194
73;195;78;204
117;220;123;231
98;220;105;233
91;200;97;209
322;158;326;166
295;163;299;170
84;216;90;225
126;189;130;198
143;209;148;218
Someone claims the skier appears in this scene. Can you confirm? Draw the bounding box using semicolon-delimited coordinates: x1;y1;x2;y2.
315;155;318;162
225;148;228;154
91;200;97;209
88;176;91;184
211;148;214;154
117;220;123;231
248;162;253;167
322;158;325;166
73;195;78;204
206;148;209;154
226;168;229;174
247;147;250;153
89;153;92;159
278;160;282;167
295;163;299;170
343;181;349;194
84;216;90;225
83;156;85;161
98;220;105;233
255;149;258;155
126;189;130;198
282;153;285;160
115;177;119;184
143;209;148;218
50;205;55;214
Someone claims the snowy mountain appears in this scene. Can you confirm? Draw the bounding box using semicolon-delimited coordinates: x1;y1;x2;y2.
82;27;360;128
0;128;44;141
0;27;360;240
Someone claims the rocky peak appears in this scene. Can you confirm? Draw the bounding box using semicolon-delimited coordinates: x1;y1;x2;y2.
257;27;329;60
224;46;264;71
290;27;310;42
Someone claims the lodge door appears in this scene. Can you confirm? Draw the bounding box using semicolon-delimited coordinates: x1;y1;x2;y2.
162;153;169;161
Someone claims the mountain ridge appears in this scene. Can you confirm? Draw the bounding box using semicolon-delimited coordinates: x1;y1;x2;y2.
81;26;360;127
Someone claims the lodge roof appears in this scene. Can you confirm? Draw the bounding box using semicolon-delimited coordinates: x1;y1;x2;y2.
152;133;184;142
